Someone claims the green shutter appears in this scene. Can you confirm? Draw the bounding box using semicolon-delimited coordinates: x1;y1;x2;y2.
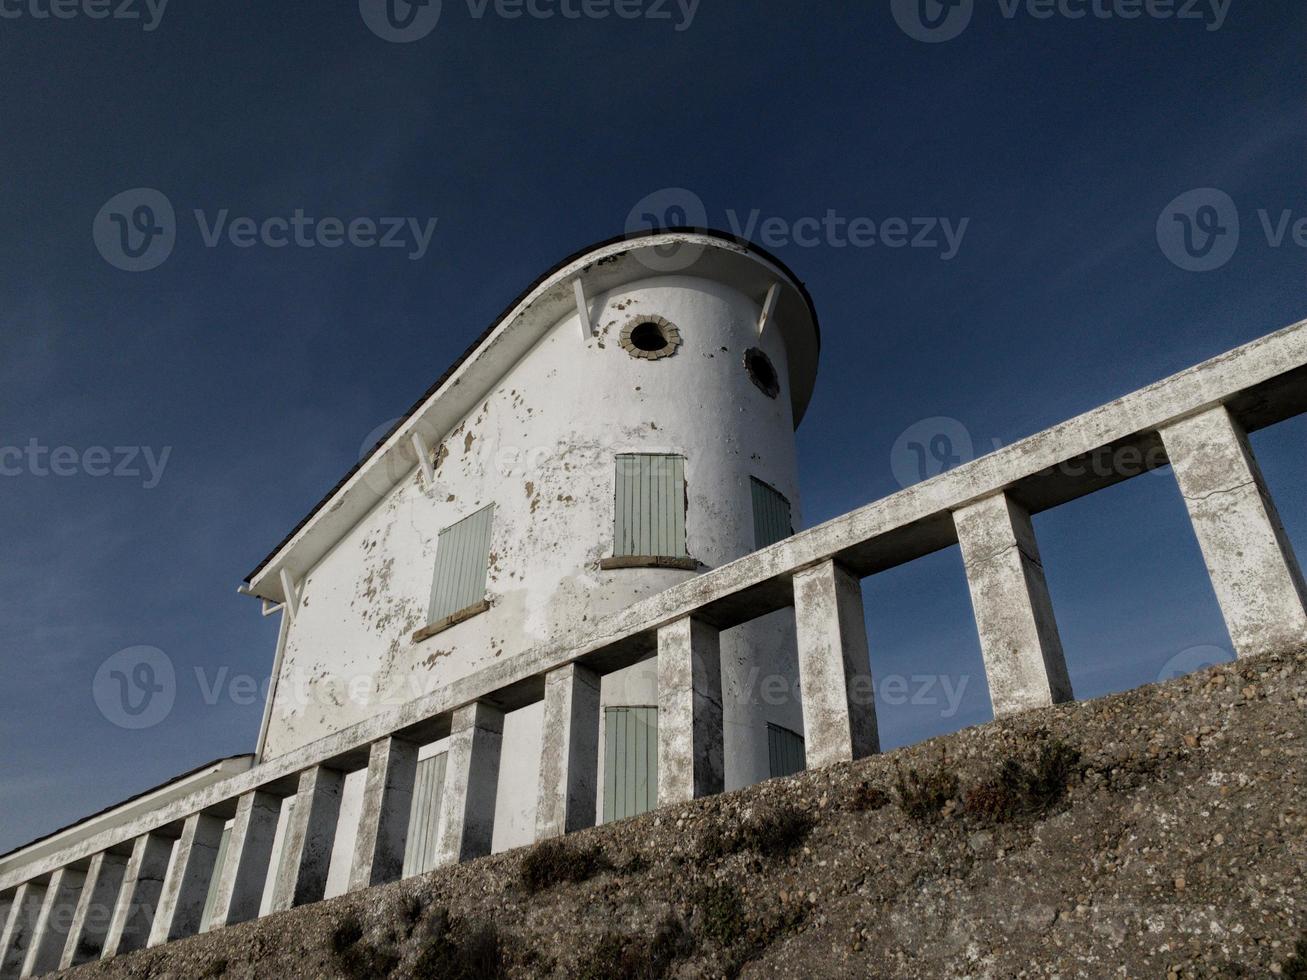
751;478;793;550
403;753;448;878
198;824;232;933
767;724;806;778
429;505;494;622
603;707;658;822
614;455;686;558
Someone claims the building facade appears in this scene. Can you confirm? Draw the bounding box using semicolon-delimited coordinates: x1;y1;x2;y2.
237;231;821;889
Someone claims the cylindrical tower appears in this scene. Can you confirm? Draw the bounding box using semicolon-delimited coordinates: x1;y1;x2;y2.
245;231;820;851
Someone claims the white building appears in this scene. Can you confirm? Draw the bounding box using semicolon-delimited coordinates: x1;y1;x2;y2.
238;229;821;887
0;231;823;967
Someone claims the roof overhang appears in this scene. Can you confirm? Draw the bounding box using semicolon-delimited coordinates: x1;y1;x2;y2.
242;230;820;604
0;755;254;875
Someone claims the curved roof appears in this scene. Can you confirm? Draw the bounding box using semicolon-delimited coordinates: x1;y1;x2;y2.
243;229;821;601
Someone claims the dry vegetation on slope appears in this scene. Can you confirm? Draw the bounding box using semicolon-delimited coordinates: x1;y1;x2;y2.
66;648;1307;979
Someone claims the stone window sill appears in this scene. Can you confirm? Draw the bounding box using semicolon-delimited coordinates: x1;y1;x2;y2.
412;599;491;644
598;556;700;571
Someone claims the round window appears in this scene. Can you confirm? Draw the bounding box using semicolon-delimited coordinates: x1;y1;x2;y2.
620;316;681;361
630;321;670;352
744;347;780;398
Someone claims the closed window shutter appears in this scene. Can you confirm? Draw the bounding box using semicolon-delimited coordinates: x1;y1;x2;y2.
614;455;686;558
198;824;232;933
767;723;806;778
403;752;448;878
603;707;658;822
429;505;494;622
751;478;793;550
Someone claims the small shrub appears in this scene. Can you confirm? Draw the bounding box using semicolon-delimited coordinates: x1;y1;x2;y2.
846;782;891;812
741;805;814;857
696;805;814;862
621;852;651;875
399;893;424;929
199;958;228;978
519;838;609;894
963;738;1081;824
894;763;959;823
697;883;747;946
407;908;508;980
575;915;694;980
332;915;364;955
331;912;401;979
1281;935;1307;980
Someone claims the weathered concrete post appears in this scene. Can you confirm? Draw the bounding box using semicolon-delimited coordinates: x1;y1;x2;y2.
433;702;504;866
59;852;128;969
535;662;601;840
954;492;1074;717
348;737;419;891
656;616;725;804
792;560;879;768
101;832;173;958
20;867;84;978
206;791;281;928
148;813;225;946
0;882;45;979
270;766;343;912
1160;405;1307;658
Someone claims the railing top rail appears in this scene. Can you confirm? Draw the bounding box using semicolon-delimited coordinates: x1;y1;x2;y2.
4;315;1305;894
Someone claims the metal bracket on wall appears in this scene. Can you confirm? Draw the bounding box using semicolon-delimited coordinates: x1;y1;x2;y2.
574;279;592;340
410;431;436;486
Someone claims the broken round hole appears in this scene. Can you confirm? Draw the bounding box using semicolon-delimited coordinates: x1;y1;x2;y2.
744;347;780;398
630;321;669;352
620;316;682;361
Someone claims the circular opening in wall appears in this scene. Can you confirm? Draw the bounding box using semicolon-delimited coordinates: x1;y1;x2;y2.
744;347;780;398
620;316;681;361
630;321;670;352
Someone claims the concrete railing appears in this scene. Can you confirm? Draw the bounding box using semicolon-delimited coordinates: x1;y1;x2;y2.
4;316;1307;976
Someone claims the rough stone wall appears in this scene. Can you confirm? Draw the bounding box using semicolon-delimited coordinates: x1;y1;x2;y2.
63;647;1307;979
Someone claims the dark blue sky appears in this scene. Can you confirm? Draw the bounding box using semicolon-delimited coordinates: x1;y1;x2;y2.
1;0;1303;852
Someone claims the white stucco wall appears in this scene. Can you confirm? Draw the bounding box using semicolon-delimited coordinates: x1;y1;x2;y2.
261;271;809;840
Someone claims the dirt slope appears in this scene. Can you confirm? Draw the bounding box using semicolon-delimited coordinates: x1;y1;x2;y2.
64;647;1307;979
